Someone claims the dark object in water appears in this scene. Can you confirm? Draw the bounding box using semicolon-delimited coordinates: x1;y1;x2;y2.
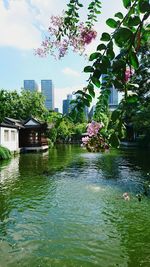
136;194;142;202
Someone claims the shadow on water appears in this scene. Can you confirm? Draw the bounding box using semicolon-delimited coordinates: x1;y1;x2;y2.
0;145;150;267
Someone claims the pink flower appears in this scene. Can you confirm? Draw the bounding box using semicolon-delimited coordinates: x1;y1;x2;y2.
35;14;97;60
82;136;90;145
81;29;97;45
125;68;134;82
87;121;103;137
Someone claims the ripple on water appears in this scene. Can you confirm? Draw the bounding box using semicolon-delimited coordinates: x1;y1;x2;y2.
0;147;150;267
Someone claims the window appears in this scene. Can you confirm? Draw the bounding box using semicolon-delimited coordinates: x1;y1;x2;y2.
4;130;9;142
11;130;16;141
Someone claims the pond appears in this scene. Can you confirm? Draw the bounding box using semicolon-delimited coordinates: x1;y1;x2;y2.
0;145;150;267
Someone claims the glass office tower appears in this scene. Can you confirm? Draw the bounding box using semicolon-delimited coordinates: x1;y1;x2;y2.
41;80;54;110
24;80;38;92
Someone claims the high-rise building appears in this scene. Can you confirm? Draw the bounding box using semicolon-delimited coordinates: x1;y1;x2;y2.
89;105;96;119
24;80;38;92
63;94;73;115
54;108;59;113
101;74;118;111
41;80;54;110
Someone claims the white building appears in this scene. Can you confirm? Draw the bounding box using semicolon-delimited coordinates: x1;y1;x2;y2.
0;118;22;152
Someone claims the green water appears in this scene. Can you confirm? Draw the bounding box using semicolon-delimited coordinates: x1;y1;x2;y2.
0;145;150;267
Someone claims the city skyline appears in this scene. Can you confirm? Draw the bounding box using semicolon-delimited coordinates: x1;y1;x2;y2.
24;79;54;111
0;0;126;113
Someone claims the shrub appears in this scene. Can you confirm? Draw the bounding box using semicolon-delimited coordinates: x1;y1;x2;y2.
0;146;11;160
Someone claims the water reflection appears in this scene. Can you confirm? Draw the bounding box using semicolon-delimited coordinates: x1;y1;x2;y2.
0;146;150;267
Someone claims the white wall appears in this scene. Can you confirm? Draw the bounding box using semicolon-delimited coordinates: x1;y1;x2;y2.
0;127;19;152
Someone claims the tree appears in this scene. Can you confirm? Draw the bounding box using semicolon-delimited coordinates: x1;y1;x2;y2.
36;0;150;147
0;89;47;121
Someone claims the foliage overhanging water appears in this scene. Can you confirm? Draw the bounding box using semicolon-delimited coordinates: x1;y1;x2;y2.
0;145;150;267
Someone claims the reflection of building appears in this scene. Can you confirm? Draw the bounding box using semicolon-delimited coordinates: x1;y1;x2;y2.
101;74;118;111
63;94;73;115
0;156;20;183
24;80;38;92
41;80;54;110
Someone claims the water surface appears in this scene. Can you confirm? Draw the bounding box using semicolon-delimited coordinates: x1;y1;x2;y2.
0;146;150;267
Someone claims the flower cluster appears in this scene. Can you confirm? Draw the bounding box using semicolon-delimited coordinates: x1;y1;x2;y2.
35;15;97;59
125;68;134;82
82;121;109;152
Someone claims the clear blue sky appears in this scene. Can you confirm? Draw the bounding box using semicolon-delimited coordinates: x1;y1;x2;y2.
0;0;125;112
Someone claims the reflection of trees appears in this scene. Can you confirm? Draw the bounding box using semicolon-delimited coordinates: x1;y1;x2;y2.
0;157;20;236
94;149;150;194
111;197;150;266
0;145;83;241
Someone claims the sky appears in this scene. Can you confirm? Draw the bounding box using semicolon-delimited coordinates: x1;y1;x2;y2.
0;0;126;112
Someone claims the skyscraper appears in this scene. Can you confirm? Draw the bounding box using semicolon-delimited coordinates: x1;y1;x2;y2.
101;74;118;110
24;80;38;92
41;80;54;110
63;94;73;115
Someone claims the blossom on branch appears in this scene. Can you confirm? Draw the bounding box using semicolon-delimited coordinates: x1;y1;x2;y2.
82;121;109;152
125;68;134;82
35;15;97;60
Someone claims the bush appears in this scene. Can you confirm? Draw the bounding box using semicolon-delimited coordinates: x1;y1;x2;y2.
47;139;54;149
0;146;11;160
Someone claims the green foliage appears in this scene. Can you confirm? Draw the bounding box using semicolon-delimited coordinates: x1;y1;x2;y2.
74;123;87;136
106;18;118;28
57;119;72;141
0;89;47;121
69;0;149;120
0;146;11;160
123;0;131;9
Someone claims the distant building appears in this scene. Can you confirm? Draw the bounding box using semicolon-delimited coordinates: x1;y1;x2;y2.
88;105;96;119
63;94;73;115
24;80;38;92
41;80;54;110
54;108;59;113
101;74;118;111
84;106;89;120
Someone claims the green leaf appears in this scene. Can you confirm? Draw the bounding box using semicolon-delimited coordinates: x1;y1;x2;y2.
97;43;106;51
83;98;90;107
126;95;138;104
111;110;121;122
112;59;126;72
89;52;101;61
87;83;95;97
109;133;120;148
91;76;100;87
138;0;150;13
106;48;115;60
77;3;83;7
100;32;111;41
85;93;92;102
122;0;131;9
84;66;94;73
106;18;118;28
74;90;84;95
102;56;111;69
129;51;139;69
114;27;133;47
93;69;101;79
113;79;124;89
115;12;124;19
128;16;141;26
